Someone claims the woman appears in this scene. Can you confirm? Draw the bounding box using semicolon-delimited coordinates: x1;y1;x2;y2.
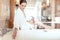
13;0;52;40
13;0;35;40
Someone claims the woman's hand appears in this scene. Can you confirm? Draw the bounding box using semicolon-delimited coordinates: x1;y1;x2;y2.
12;28;17;39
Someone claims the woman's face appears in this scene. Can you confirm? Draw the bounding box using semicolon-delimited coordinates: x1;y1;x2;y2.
19;3;27;11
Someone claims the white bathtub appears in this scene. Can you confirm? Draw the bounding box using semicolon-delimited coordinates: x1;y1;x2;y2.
16;29;60;40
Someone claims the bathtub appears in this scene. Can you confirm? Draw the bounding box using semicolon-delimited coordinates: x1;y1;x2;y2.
15;29;60;40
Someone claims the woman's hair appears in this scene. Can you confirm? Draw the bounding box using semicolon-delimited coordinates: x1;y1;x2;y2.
20;0;27;4
42;2;46;5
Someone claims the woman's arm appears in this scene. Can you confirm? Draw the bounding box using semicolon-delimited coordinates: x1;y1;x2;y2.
12;10;19;39
39;22;53;29
34;18;53;29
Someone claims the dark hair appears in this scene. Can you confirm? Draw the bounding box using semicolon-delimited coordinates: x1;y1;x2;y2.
20;0;27;4
42;2;46;5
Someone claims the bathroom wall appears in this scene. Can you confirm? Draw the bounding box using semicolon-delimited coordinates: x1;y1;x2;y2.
0;0;10;35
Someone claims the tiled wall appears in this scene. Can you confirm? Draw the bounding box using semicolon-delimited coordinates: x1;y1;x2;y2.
0;0;10;35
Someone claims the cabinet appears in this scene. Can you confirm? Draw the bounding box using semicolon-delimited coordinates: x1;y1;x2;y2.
55;0;60;17
55;0;60;28
55;24;60;29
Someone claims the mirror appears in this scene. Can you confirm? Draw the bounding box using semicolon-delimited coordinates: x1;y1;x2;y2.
41;1;52;22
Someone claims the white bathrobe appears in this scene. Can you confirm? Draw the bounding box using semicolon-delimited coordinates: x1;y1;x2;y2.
14;8;34;30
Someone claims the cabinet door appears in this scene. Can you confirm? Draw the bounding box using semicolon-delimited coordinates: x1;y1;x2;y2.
55;0;60;29
55;0;60;17
55;24;60;29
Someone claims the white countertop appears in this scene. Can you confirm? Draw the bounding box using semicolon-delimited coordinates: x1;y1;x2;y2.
0;36;2;40
2;29;60;40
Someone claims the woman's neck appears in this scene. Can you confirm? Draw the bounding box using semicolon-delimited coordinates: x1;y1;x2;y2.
18;7;24;12
19;7;26;17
